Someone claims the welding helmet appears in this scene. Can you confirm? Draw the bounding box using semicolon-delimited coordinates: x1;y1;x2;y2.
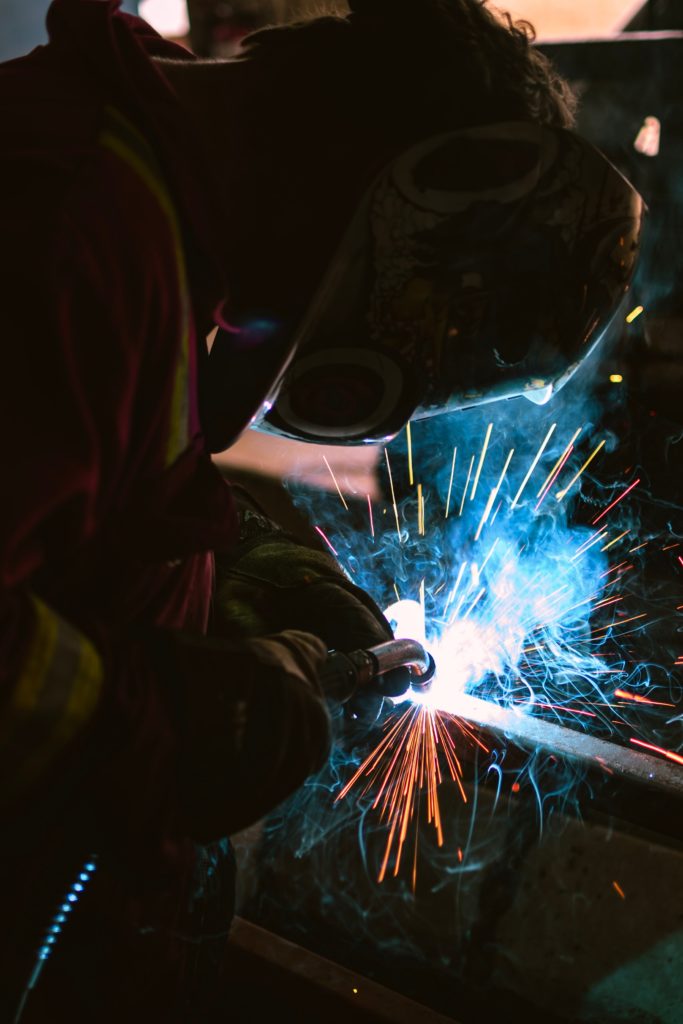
249;121;644;445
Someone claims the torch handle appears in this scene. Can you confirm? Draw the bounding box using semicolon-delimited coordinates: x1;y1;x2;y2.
319;638;435;702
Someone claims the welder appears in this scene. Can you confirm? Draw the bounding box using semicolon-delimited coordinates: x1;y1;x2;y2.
0;0;643;1020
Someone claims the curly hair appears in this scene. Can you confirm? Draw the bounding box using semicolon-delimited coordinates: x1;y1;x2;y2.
242;0;576;152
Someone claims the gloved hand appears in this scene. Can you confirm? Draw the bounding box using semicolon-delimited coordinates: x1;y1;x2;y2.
213;486;410;706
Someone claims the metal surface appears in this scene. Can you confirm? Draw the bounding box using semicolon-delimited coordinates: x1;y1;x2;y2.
452;692;683;840
225;916;460;1023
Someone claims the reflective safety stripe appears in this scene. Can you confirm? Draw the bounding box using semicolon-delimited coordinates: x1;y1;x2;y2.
0;596;103;803
99;105;191;468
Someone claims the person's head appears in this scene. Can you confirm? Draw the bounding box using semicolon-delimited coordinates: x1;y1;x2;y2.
222;0;576;321
199;1;642;449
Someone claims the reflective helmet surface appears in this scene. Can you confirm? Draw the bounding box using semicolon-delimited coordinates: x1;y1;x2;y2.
255;121;644;444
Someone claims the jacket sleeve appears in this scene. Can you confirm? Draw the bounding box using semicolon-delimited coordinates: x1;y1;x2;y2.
0;158;331;843
0;191;126;814
161;628;331;843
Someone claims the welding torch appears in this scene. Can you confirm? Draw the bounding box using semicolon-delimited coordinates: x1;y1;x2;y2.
320;638;436;703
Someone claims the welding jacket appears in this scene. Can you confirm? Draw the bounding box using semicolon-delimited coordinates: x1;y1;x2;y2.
0;1;332;1019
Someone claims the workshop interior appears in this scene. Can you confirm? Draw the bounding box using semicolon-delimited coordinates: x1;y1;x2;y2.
3;1;683;1022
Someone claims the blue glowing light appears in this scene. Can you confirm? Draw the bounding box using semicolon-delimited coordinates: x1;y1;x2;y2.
24;853;98;999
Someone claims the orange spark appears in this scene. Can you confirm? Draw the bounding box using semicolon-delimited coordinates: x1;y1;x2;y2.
629;738;683;765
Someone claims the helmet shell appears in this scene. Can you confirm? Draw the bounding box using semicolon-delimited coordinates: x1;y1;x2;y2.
256;122;644;444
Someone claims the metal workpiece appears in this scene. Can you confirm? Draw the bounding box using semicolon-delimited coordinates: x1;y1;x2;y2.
454;693;683;795
224;917;459;1024
450;693;683;843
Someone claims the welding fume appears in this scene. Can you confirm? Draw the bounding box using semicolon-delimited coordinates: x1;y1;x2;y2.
0;0;643;1020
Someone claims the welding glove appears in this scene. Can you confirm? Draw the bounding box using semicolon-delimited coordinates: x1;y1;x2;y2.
214;486;410;707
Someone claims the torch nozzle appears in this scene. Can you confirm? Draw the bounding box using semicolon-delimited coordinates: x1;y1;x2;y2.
366;639;436;693
320;638;435;702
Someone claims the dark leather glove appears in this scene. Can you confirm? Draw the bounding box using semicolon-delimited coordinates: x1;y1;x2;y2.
213;487;409;705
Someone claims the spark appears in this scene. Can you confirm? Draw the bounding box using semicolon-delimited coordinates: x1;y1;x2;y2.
323;455;349;510
625;305;644;324
556;439;606;502
444;562;467;613
600;560;630;579
479;539;499;576
572;529;609;561
384;448;402;544
629;739;683;765
510;423;556;509
593;595;623;611
406;421;414;486
320;421;678;888
464;586;486;618
593;611;648;637
314;525;339;556
614;689;675;708
534;703;597;719
367;495;375;539
535;443;574;510
536;428;582;500
612;881;626;899
475;449;514;541
445;447;457;518
470;423;493;502
337;704;487;887
460;455;475;516
629;541;649;554
592;479;641;525
601;530;630;553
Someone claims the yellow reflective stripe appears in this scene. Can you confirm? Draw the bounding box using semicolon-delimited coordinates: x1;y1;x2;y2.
9;594;59;716
0;597;103;803
99;106;191;467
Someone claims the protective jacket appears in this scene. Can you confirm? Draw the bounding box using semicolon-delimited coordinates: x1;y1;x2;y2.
0;2;330;1019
